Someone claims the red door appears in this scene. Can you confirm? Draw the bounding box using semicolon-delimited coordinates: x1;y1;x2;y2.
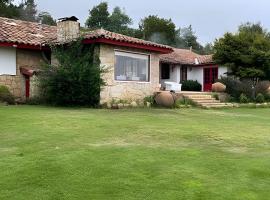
204;67;218;91
25;76;30;98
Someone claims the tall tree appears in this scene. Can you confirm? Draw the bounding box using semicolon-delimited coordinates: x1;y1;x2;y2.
85;2;110;29
213;23;270;84
176;25;204;53
38;12;56;26
0;0;20;18
108;6;132;34
19;0;38;22
139;15;177;45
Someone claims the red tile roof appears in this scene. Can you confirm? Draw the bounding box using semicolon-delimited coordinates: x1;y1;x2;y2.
0;17;57;47
160;48;213;65
83;29;172;51
0;17;172;52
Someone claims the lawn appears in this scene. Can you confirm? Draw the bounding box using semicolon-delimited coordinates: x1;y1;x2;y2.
0;106;270;200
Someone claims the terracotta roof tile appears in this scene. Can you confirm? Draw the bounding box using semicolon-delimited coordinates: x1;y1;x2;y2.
83;29;172;50
160;48;213;65
0;17;57;46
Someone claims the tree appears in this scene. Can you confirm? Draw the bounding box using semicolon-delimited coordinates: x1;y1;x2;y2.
0;0;20;18
139;15;177;45
213;23;270;84
38;12;56;26
85;2;110;29
176;25;204;54
19;0;38;22
107;6;132;34
203;43;214;54
39;40;105;106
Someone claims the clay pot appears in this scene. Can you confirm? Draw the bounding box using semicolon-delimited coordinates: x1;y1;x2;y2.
155;92;175;107
212;82;226;92
267;86;270;95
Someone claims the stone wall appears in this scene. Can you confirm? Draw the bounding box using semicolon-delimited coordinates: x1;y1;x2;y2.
0;48;45;100
99;44;161;104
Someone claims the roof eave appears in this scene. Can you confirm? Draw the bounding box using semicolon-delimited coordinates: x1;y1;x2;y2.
83;38;173;54
0;41;51;51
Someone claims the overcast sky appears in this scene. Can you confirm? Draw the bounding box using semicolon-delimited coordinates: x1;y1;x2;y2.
15;0;270;45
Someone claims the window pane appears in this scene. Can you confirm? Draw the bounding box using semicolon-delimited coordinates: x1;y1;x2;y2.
115;51;149;82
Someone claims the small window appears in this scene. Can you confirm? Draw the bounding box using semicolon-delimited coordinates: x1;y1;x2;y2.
115;51;150;82
0;47;16;75
161;63;170;79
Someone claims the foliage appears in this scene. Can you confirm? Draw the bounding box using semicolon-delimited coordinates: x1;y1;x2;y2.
255;93;265;103
181;80;202;91
85;2;110;29
139;15;177;46
143;95;155;105
175;25;204;54
0;85;15;105
239;93;249;104
0;0;20;18
107;6;132;34
38;11;56;26
39;39;105;106
213;23;270;83
19;0;38;22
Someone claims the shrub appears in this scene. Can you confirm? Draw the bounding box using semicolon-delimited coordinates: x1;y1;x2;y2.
144;95;155;105
181;80;202;91
39;39;105;106
0;85;15;105
255;93;265;103
239;93;249;104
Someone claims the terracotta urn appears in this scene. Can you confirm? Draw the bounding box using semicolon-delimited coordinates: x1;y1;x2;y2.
155;91;175;107
212;82;226;92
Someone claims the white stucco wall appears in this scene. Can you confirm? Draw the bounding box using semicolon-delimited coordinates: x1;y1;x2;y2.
187;67;203;89
0;47;16;75
218;66;228;78
160;64;181;85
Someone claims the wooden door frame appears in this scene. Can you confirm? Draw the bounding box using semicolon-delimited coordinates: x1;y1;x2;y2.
203;66;218;92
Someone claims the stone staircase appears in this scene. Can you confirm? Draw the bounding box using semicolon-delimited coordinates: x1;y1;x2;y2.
181;92;234;108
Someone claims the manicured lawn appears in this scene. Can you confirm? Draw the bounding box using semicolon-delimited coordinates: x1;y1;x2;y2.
0;106;270;200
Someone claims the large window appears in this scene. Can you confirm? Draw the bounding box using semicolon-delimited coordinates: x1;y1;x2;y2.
115;51;150;82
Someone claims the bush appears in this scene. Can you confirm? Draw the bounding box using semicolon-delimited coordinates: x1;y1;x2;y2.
0;85;15;105
239;93;249;104
255;93;265;103
144;95;155;105
181;80;202;91
39;39;105;106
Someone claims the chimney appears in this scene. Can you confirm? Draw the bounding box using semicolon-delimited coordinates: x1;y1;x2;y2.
57;16;80;43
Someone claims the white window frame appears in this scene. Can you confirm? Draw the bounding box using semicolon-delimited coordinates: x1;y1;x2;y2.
114;49;151;83
0;47;17;76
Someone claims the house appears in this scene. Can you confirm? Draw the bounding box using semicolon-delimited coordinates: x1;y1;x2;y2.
0;16;226;104
160;48;228;91
0;16;173;103
0;17;56;100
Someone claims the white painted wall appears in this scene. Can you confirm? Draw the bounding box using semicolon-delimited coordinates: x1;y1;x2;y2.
187;67;204;90
0;47;16;75
218;66;228;78
160;64;181;85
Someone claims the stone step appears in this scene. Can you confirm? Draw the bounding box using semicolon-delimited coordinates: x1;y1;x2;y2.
185;95;213;99
195;99;220;103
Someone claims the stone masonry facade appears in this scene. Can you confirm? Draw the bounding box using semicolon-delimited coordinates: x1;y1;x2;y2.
99;44;161;104
0;48;45;100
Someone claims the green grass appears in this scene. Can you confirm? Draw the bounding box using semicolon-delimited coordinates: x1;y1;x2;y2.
0;106;270;200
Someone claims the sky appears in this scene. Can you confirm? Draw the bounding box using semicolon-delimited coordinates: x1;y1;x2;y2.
15;0;270;45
